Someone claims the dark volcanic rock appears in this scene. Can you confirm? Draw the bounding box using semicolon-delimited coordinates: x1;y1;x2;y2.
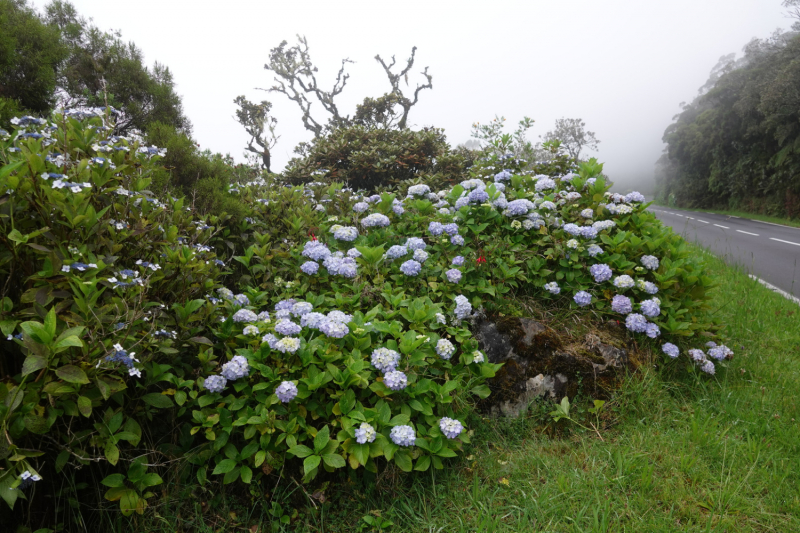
475;317;631;417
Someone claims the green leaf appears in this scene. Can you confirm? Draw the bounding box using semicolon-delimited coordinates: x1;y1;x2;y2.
140;473;163;488
101;474;126;488
240;465;253;484
314;425;330;453
53;335;83;352
388;413;410;426
141;393;173;409
351;443;370;466
43;308;57;341
394;451;413;472
55;365;89;384
289;445;314;459
212;459;237;475
77;396;92;417
105;442;120;465
322;453;346;469
470;385;491;399
414;455;431;471
303;454;321;475
21;354;46;376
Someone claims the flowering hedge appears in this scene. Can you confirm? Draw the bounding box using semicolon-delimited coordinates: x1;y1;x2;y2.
0;111;727;518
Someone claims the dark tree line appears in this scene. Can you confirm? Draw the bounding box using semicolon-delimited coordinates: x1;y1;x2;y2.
656;14;800;218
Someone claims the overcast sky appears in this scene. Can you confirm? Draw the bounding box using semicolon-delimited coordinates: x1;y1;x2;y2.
31;0;793;191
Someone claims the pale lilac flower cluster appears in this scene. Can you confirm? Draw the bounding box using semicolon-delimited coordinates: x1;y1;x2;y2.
573;291;592;306
454;295;472;320
708;345;733;360
233;309;258;323
581;208;595;219
641;255;659;270
445;269;462;283
371;347;401;373
563;223;582;236
589;264;612;283
407;184;431;197
384;370;408;391
275;319;301;335
243;325;260;336
221;355;250;380
544;282;560;295
436;338;456;360
302;241;331;261
505;199;534;216
625;313;648;333
611;295;633;314
300;260;319;275
413;249;429;263
390;425;416;446
662;343;680;358
347;248;362;258
320;319;349;338
640;298;660;317
353;201;370;213
439;417;464;439
452;256;465;266
494;169;512;181
613;275;635;289
400;260;422;276
405;237;426;250
592;220;616;232
385;245;408;260
275;337;301;354
203;374;227;393
535;177;556;191
276;381;298;403
333;226;359;242
355;422;377;444
625;191;646;203
361;213;391;228
580;226;598;239
472;350;485;363
451;235;465;246
292;302;313;316
428;221;444;236
587;244;604;257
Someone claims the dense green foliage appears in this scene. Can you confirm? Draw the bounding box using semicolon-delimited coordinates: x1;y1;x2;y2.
656;29;800;218
0;110;726;530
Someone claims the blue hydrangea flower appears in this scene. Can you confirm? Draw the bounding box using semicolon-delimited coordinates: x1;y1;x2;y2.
587;244;604;257
468;189;489;203
385;245;408;260
276;381;298;403
301;312;326;329
405;237;426;250
589;264;612;283
390;425;416;447
302;241;331;261
384;370;408;391
301;261;319;275
355;422;377;444
643;281;659;294
645;322;660;338
362;213;391;228
232;309;258;323
338;262;357;278
625;191;646;203
505;199;533;216
641;255;659;270
203;375;227;393
563;223;582;236
333;226;359;242
353;201;370;213
262;333;279;349
407;184;430;197
413;249;429;263
625;313;648;333
535;177;556;191
291;302;313;316
443;223;459;236
327;310;353;324
428;221;444;236
439;417;464;439
436;338;455;360
574;291;592;306
494;169;512;182
662;343;680;358
701;360;716;374
580;226;598;239
454;295;472;320
640;298;660;317
544;282;560;295
275;337;301;353
613;275;635;289
221;355;250;381
400;260;422;276
243;325;260;336
371;347;401;373
275;319;302;336
451;235;465;246
581;208;595;219
611;294;633;314
320;319;349;338
445;269;462;283
393;203;405;215
347;248;362;258
689;349;706;362
451;256;465;266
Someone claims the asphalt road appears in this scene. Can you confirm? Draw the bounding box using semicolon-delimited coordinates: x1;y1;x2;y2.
648;207;800;298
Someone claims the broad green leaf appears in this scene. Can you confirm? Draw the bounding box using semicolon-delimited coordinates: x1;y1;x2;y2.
314;425;330;453
21;354;46;376
212;459;237;475
77;396;92;417
322;453;346;469
101;474;126;488
141;393;173;409
303;454;321;475
55;365;89;384
288;445;314;458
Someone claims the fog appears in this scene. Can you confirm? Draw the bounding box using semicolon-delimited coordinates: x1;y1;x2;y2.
32;0;792;192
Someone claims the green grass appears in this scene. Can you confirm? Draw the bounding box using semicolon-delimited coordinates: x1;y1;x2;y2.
107;248;800;533
653;203;800;229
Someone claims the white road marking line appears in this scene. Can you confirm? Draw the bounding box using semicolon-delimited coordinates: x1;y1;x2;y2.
748;275;800;306
736;230;759;236
686;216;694;219
770;237;800;247
713;224;729;229
698;220;709;223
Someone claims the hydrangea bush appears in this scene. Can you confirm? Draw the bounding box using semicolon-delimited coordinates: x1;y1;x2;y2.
0;110;726;518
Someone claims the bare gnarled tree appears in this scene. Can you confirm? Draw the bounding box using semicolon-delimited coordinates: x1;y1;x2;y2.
261;35;352;138
373;46;432;130
233;96;279;172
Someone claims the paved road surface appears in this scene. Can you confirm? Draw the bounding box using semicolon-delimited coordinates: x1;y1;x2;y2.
648;207;800;298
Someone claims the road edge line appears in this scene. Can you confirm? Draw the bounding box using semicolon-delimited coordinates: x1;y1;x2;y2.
747;275;800;306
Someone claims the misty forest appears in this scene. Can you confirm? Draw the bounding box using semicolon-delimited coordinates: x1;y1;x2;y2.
1;0;799;532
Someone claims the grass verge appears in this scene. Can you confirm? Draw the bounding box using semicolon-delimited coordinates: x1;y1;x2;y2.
107;246;800;533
